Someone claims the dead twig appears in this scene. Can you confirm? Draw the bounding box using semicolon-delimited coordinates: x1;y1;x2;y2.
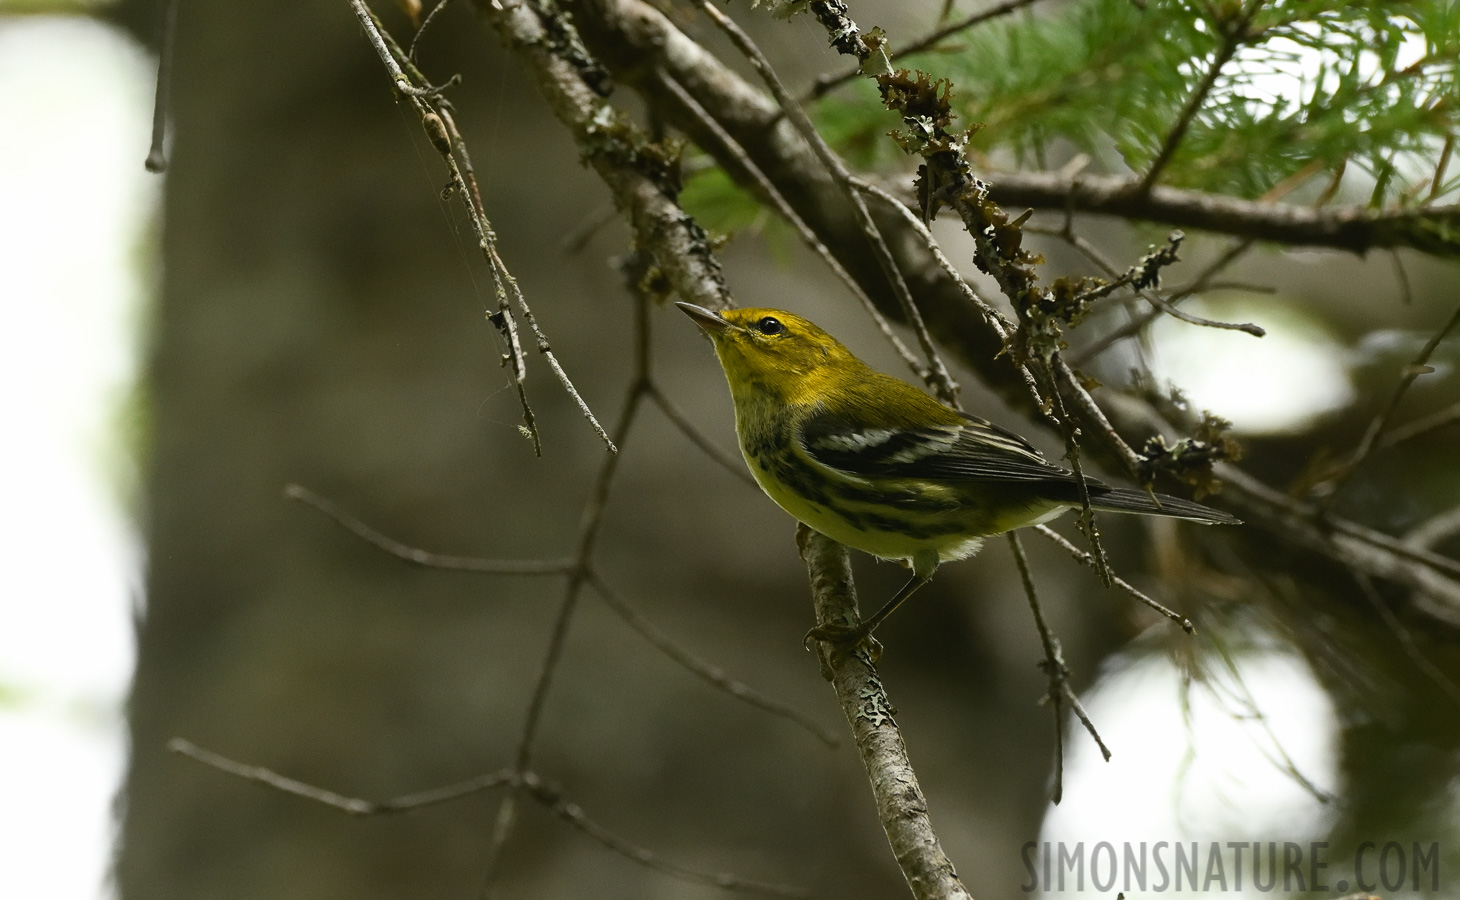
1007;533;1110;806
285;483;576;574
170;739;805;897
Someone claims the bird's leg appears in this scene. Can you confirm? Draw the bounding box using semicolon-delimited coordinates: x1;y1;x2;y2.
804;550;938;660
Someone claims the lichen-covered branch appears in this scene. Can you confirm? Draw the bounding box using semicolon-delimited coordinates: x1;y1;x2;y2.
798;528;973;900
472;0;732;311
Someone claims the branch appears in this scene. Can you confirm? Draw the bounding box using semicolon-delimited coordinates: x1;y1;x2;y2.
170;738;514;815
976;170;1460;257
1320;302;1460;500
798;528;972;900
1007;532;1110;806
285;483;576;574
1135;0;1261;193
588;573;840;747
170;739;804;897
471;0;732;314
353;2;615;452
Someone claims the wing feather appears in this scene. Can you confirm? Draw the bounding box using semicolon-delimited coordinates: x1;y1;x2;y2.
801;410;1096;486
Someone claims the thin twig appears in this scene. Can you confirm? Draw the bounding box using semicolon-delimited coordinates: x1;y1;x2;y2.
810;0;1048;98
799;529;973;900
172;739;803;896
1350;572;1460;712
560;203;620;254
1390;249;1414;306
171;738;515;814
409;0;460;59
1069;238;1254;364
1429;135;1454;202
355;2;615;452
847;175;1053;418
1007;532;1111;807
588;573;839;746
646;385;758;487
1048;359;1113;587
658;68;928;382
1033;525;1196;634
1135;0;1262;194
439;100;615;453
480;292;655;894
516;771;810;898
1378;400;1460;451
1323;302;1460;500
1406;505;1460;551
144;0;177;173
698;0;960;408
285;484;576;574
1031;225;1263;338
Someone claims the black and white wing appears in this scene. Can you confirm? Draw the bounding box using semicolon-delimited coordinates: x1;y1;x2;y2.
800;410;1089;486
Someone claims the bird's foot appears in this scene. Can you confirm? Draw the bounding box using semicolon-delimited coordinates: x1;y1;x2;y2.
804;621;883;666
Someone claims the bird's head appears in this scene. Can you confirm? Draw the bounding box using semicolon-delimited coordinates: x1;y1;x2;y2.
676;303;861;402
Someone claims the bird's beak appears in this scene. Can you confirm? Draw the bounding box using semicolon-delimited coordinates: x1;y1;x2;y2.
676;302;733;335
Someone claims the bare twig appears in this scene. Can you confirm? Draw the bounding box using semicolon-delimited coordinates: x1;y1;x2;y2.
646;385;758;487
516;770;810;898
1007;533;1110;807
1322;302;1460;499
1390;249;1414;306
969;170;1460;256
409;0;460;59
809;0;1049;99
560;203;620;254
1048;361;1113;586
1069;238;1255;364
440;99;615;453
1033;525;1196;633
356;2;620;452
170;738;514;815
1350;572;1460;712
1029;225;1264;339
285;484;576;574
588;573;839;746
1377;400;1460;452
698;0;960;407
143;0;177;173
171;739;803;897
480;312;648;894
799;528;973;900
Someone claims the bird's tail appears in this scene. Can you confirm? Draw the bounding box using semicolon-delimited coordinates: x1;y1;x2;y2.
1090;488;1241;525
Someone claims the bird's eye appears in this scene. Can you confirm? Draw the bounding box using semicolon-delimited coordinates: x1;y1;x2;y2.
756;317;784;336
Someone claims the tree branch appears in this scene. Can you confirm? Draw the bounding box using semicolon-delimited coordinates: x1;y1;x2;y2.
798;528;973;900
977;170;1460;257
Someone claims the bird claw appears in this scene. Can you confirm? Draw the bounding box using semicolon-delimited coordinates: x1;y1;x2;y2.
804;622;883;665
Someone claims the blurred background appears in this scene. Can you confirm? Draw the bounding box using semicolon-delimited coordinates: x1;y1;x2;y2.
2;0;1458;898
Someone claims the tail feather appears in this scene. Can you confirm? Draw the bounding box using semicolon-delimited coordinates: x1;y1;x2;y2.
1090;488;1241;525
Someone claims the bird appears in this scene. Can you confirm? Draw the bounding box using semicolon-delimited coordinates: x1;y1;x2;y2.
677;302;1240;650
